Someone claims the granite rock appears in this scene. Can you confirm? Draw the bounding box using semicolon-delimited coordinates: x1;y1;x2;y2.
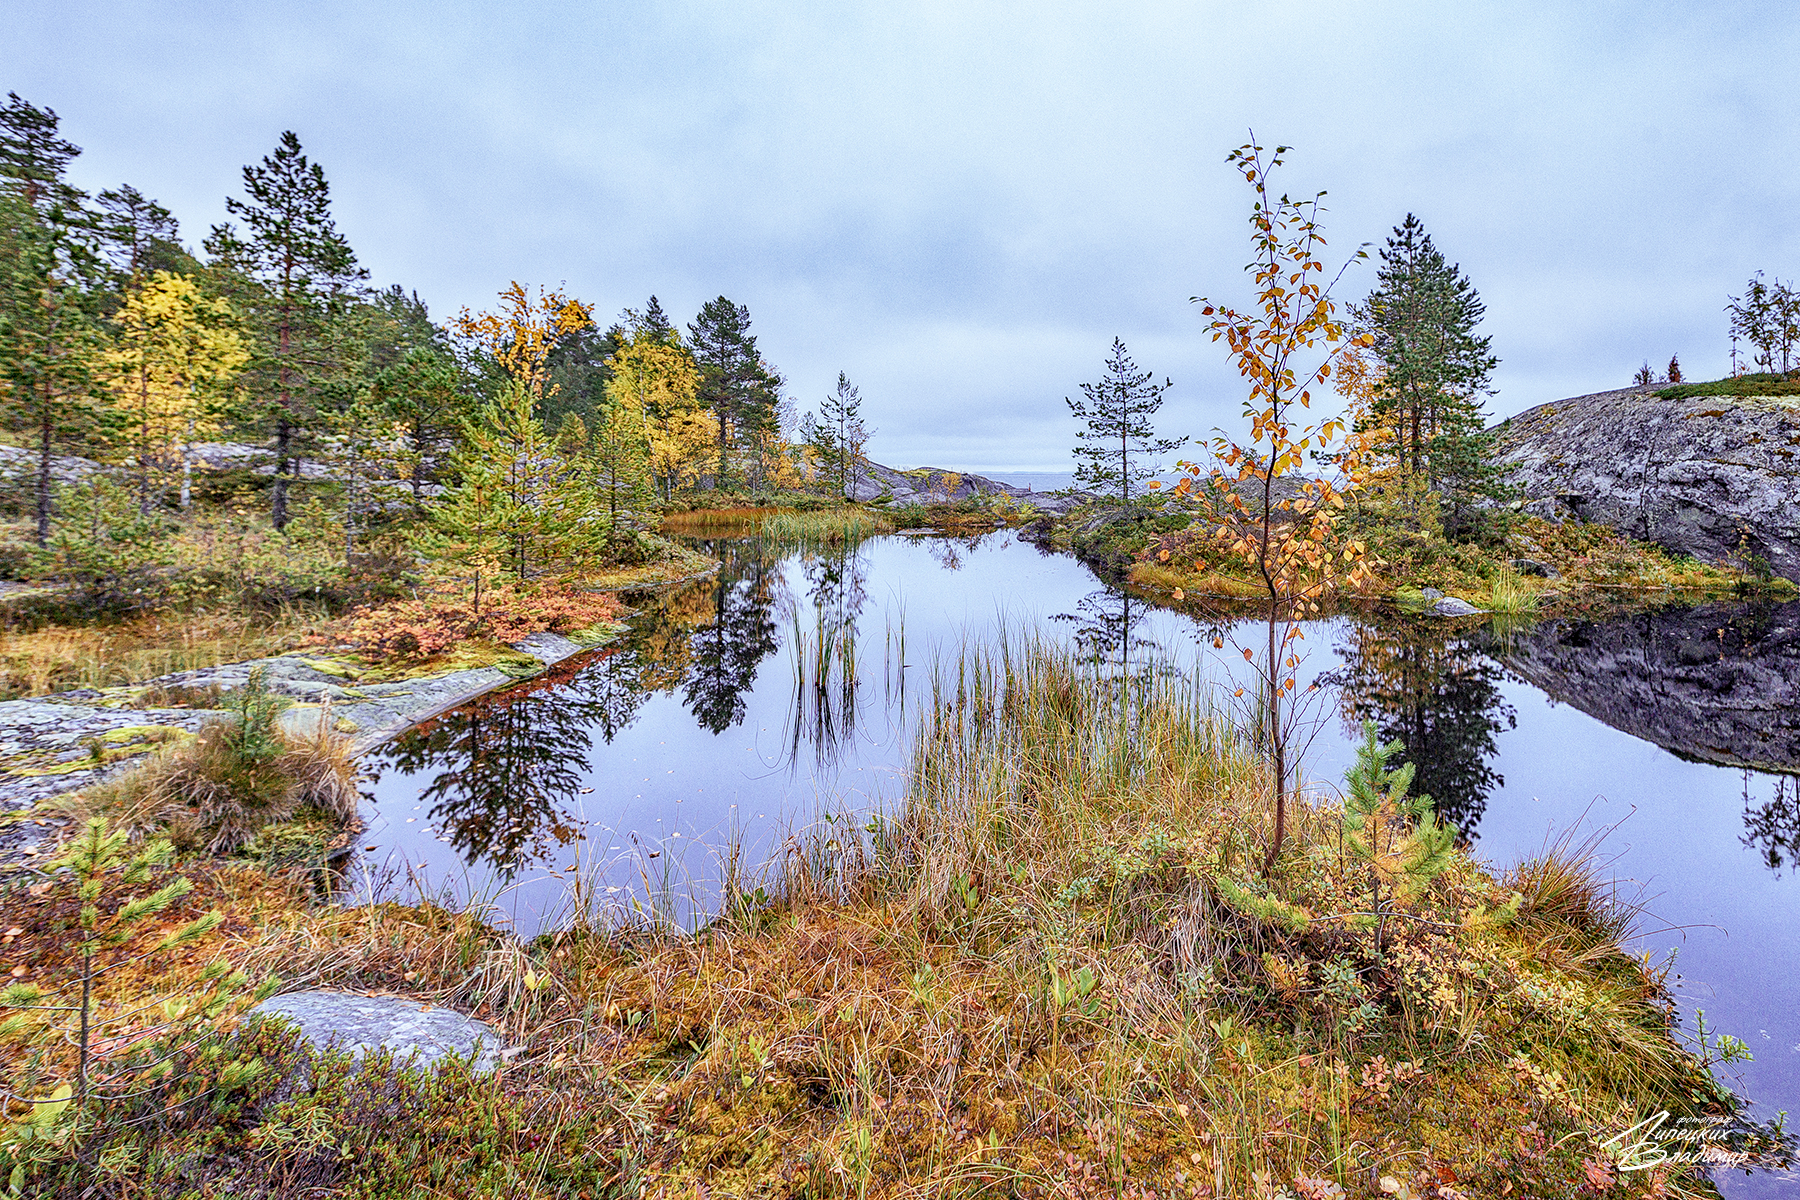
1496;384;1800;581
251;989;506;1074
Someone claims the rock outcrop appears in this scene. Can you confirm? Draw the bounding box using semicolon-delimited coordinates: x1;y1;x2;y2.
848;463;1082;513
1492;600;1800;774
1496;384;1800;581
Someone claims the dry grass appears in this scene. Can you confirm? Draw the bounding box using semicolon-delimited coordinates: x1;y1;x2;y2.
0;605;333;699
760;508;894;544
71;713;359;854
660;507;780;535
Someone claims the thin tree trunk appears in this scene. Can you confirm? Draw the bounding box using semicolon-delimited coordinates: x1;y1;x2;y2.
36;387;54;547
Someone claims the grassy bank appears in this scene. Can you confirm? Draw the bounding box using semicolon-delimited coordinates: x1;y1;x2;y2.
2;630;1754;1197
1051;496;1791;615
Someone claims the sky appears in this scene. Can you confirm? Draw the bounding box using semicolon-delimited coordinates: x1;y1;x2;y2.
6;1;1798;472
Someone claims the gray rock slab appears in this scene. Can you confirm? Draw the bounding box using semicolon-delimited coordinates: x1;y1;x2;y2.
1496;385;1800;581
250;989;505;1074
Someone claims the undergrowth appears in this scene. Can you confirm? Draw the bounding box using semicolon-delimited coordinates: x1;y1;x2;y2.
2;629;1760;1197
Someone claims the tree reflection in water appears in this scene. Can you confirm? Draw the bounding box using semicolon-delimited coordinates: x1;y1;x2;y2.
1054;588;1167;682
1327;621;1516;839
370;655;616;871
366;537;796;871
1742;774;1800;877
681;540;783;734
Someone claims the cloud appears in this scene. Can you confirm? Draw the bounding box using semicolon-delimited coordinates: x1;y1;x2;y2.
7;0;1798;467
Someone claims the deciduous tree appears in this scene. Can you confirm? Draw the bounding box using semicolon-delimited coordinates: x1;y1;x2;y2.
101;271;247;513
1175;137;1374;876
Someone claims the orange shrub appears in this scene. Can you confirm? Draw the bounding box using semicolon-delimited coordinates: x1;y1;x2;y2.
341;586;625;661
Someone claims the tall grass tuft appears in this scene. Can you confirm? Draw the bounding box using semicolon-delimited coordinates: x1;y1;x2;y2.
77;673;359;853
759;507;893;545
1483;564;1540;615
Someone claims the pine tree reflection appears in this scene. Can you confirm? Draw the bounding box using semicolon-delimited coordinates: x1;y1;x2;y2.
683;541;783;733
371;656;612;870
368;540;789;870
1328;621;1516;839
1053;587;1165;681
1742;773;1800;877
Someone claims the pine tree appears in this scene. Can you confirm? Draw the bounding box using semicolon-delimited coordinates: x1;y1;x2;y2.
205;132;367;529
810;372;872;500
1341;721;1456;954
688;297;781;491
1355;215;1507;539
0;94;110;545
419;432;511;618
1066;338;1181;508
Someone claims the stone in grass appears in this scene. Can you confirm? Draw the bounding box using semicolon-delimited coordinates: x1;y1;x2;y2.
1419;587;1445;601
1432;596;1487;617
250;989;506;1076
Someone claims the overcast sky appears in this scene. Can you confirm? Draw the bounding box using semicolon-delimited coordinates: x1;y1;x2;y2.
7;1;1798;471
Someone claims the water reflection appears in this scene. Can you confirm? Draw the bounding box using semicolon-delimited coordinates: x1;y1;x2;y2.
1743;775;1800;877
374;656;611;867
1497;600;1800;774
1054;588;1165;680
1328;621;1517;839
365;536;878;872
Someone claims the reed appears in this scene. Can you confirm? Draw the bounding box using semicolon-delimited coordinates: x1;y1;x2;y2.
759;507;893;544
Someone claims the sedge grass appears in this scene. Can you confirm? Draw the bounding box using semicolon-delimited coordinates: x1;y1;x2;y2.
759;507;894;544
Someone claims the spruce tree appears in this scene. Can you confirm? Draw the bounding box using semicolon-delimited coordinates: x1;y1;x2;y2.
1355;215;1507;538
1065;338;1181;508
0;94;110;545
205;132;366;529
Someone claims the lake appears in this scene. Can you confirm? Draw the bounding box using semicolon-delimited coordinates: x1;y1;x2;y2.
354;529;1800;1196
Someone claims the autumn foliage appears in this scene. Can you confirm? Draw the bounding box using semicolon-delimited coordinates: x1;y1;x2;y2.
341;585;624;661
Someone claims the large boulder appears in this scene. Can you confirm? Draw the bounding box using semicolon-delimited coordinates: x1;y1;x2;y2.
1496;384;1800;581
250;990;506;1074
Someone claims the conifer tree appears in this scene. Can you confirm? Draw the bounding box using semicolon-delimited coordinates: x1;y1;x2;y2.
419;431;511;618
808;372;872;499
205;132;367;529
1066;338;1181;507
0;94;110;545
1355;215;1506;538
1341;721;1455;954
688;297;781;491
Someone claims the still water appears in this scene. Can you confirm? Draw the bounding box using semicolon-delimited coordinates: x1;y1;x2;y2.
355;531;1800;1195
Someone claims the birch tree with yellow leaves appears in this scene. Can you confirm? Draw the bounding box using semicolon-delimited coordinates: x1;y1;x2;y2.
600;329;698;516
103;271;247;513
1174;138;1375;876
